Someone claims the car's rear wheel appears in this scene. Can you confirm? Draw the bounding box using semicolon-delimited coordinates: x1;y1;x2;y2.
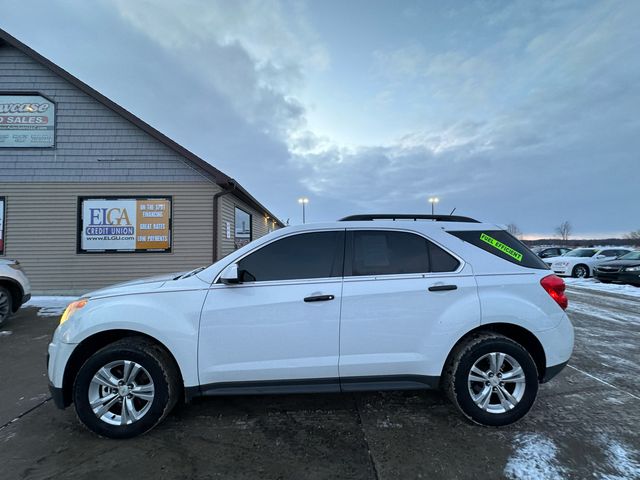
444;333;539;426
73;337;180;438
0;287;12;324
572;264;589;278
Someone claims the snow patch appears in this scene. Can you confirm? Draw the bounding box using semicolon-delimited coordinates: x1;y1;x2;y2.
565;278;640;298
23;296;77;317
600;435;640;480
567;301;639;325
0;330;12;336
504;433;566;480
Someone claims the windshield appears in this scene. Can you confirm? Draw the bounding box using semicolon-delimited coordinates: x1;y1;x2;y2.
564;248;598;258
618;251;640;261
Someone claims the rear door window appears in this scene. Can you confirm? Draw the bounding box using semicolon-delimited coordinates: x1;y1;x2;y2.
448;230;549;269
346;230;460;276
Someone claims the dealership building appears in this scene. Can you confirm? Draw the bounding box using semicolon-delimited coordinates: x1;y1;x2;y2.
0;29;283;295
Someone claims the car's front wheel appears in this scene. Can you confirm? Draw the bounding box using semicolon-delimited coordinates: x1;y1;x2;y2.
73;337;180;438
572;264;589;278
444;333;539;426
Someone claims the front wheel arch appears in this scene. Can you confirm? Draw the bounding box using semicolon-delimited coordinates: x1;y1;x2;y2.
61;330;184;408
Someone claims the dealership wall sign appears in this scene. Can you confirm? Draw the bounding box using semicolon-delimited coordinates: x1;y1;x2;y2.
0;94;55;147
79;197;172;253
0;197;5;255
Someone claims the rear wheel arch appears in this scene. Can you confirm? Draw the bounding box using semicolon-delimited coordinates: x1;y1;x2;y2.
61;330;184;408
441;323;547;383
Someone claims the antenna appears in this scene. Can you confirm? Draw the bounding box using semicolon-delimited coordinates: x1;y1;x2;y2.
449;207;457;215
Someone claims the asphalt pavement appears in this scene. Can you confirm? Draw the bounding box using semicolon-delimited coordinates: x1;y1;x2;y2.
0;287;638;479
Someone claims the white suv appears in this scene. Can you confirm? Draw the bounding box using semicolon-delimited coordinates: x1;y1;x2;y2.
48;214;574;438
0;259;32;324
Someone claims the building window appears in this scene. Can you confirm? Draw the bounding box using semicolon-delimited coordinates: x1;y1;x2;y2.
0;196;5;255
234;207;252;250
78;197;172;253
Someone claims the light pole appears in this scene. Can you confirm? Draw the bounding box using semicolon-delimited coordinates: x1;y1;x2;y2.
298;197;309;224
428;197;440;215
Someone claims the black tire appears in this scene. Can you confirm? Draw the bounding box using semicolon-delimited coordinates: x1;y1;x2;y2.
444;333;539;427
572;264;589;278
0;286;13;324
73;337;180;438
598;279;612;284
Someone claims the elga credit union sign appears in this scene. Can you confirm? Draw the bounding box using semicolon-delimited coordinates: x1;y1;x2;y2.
0;95;55;147
79;198;172;253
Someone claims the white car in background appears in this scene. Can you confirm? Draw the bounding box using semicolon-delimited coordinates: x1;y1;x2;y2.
0;259;32;324
544;247;632;278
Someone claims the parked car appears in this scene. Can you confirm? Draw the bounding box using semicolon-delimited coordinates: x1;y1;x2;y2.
594;250;640;286
544;247;633;278
0;259;32;324
48;214;574;438
531;246;571;259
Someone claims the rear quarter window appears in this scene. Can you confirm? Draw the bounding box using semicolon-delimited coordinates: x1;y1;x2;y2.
448;230;549;270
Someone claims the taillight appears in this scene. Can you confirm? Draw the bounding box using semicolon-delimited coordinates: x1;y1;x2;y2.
540;274;568;310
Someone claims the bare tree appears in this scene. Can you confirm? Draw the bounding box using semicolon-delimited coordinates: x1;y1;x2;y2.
625;230;640;240
555;221;572;242
506;223;522;239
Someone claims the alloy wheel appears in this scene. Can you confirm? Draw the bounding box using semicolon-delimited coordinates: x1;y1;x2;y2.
88;360;155;426
575;266;588;278
467;352;526;414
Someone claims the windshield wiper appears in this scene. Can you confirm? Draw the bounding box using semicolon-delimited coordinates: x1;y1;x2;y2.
177;266;206;280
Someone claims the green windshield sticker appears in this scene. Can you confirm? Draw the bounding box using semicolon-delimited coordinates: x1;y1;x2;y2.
480;233;523;262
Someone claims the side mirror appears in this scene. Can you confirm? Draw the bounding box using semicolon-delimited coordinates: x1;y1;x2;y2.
220;263;241;284
539;252;550;258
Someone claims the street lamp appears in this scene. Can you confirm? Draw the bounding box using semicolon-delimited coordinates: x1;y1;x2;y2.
428;197;440;215
298;197;309;224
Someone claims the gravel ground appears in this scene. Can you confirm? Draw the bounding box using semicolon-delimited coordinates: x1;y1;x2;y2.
0;288;638;480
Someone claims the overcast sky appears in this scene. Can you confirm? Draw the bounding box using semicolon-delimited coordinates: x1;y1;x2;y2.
2;0;638;237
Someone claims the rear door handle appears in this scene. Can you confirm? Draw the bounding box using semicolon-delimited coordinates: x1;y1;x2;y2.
304;295;335;302
428;285;457;292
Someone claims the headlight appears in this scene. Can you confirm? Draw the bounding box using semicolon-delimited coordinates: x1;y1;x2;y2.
555;262;569;267
624;265;640;272
60;299;88;325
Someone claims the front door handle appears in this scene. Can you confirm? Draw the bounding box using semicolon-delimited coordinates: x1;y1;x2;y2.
428;285;457;292
304;294;335;302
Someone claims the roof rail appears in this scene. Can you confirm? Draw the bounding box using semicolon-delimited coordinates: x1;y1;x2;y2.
339;214;480;223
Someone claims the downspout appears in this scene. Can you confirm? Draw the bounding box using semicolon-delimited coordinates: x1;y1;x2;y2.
212;181;237;263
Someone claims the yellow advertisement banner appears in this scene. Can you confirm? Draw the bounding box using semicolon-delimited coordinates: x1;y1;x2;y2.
135;199;171;250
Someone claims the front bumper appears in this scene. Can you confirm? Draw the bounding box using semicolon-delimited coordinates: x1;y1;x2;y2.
49;382;67;409
594;271;640;285
551;266;570;276
47;329;78;409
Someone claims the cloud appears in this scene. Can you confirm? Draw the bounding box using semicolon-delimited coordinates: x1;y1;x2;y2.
1;0;638;234
110;0;327;137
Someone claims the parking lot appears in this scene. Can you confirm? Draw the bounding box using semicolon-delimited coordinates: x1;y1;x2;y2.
1;287;638;480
